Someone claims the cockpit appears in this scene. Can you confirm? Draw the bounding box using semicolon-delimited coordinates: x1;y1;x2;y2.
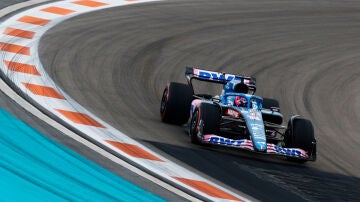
221;93;263;110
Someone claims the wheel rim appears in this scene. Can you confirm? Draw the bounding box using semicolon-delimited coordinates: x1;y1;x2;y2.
190;110;199;135
190;109;203;142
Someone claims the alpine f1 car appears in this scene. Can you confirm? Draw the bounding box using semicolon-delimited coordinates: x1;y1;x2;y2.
160;67;316;162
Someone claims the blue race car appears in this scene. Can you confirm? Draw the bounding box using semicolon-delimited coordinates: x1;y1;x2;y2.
160;67;316;162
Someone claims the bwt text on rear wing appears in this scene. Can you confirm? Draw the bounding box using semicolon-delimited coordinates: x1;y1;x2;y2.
185;66;256;92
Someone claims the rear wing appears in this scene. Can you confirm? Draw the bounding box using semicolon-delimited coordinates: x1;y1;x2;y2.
185;66;256;94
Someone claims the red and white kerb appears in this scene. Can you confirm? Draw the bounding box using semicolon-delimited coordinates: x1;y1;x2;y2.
0;1;250;201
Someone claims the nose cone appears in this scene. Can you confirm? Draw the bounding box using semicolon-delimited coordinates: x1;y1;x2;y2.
253;140;267;152
249;123;267;152
244;111;267;152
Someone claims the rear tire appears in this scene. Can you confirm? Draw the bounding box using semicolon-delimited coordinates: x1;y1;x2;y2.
160;82;193;125
189;103;220;144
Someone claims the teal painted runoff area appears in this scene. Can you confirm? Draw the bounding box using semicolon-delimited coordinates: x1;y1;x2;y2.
0;109;166;202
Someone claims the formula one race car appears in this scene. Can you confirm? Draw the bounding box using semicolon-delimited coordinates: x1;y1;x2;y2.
160;67;316;162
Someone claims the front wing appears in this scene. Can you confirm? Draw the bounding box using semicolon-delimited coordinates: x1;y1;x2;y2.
202;134;310;160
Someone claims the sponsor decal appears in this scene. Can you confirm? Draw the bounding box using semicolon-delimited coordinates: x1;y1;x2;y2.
197;70;238;82
252;132;266;141
225;108;240;118
250;123;264;130
208;136;246;146
249;111;262;120
251;100;258;110
203;135;308;158
273;145;307;158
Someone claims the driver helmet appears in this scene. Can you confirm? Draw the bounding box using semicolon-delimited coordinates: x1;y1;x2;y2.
234;96;247;107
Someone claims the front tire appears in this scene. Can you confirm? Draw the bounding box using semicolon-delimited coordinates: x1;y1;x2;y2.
284;117;316;161
189;103;220;144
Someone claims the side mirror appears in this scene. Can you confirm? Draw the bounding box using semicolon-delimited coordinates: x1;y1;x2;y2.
270;107;280;112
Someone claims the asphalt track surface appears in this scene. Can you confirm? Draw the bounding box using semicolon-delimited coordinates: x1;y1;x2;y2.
35;0;360;201
0;0;25;9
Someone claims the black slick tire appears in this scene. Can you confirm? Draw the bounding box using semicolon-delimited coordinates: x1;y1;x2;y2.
189;103;220;144
284;117;316;162
160;82;193;125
